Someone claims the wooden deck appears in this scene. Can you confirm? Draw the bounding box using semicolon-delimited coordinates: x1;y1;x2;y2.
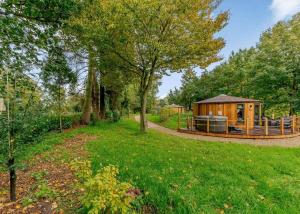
179;126;300;139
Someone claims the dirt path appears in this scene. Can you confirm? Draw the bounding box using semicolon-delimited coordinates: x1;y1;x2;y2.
135;116;300;148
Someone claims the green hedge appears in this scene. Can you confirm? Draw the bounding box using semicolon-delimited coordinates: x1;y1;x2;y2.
0;113;81;147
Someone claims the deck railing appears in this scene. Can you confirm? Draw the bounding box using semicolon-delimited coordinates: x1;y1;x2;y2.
178;114;300;137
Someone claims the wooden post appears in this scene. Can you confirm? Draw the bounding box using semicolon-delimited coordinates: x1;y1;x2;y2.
226;118;229;134
265;118;269;136
186;115;189;130
177;110;181;130
191;116;194;131
281;117;285;135
292;115;295;134
246;118;249;135
207;117;210;133
259;103;262;126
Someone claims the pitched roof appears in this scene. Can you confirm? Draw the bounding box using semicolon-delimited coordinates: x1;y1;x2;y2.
196;94;260;104
166;104;183;108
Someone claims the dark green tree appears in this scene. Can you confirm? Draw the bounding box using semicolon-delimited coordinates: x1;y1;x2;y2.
41;46;77;132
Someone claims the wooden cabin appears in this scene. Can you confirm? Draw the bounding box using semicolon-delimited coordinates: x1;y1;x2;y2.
193;94;262;129
165;104;184;115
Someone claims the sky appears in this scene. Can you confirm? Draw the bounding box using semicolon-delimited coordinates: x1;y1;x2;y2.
157;0;300;98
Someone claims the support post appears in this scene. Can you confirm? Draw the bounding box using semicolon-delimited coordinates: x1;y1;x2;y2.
207;117;210;133
292;115;295;134
177;110;181;131
191;116;194;131
246;118;249;135
281;117;285;135
259;103;262;126
226;117;229;134
265;118;269;136
186;115;189;130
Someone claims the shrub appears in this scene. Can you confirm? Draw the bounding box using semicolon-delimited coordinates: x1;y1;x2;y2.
15;113;81;145
71;160;136;214
90;112;97;126
112;110;121;122
0;112;81;167
105;111;113;120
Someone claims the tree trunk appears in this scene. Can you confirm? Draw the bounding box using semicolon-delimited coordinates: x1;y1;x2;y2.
58;86;63;133
6;71;16;201
108;90;119;112
8;157;16;201
140;91;147;133
92;70;100;120
81;49;95;124
290;69;298;115
100;85;106;119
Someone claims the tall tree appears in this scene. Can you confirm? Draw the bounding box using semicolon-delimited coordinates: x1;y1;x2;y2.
69;0;228;132
41;46;77;132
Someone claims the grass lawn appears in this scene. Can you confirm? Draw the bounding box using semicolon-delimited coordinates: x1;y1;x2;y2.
2;119;300;213
147;114;182;130
85;119;300;213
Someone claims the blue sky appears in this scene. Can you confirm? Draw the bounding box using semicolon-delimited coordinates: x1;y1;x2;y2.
158;0;300;98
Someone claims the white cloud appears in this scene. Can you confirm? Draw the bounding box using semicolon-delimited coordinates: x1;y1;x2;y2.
270;0;300;21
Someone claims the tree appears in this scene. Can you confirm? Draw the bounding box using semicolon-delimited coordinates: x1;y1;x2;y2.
169;13;300;117
180;69;198;110
0;0;78;201
255;14;300;114
70;0;228;132
41;46;77;132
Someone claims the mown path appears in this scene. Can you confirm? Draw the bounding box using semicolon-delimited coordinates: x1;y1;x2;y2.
135;116;300;148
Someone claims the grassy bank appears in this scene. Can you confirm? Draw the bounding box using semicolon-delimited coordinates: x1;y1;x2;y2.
147;114;181;130
2;119;300;213
85;119;300;213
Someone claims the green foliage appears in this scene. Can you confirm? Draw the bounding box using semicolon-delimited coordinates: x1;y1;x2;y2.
71;160;136;214
69;0;228;132
15;113;80;145
0;112;80;165
166;13;300;116
89;113;97;126
112;110;121;122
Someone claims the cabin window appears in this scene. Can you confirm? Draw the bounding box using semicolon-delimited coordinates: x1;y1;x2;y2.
237;104;245;124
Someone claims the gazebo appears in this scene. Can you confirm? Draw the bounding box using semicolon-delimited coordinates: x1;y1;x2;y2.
193;94;262;129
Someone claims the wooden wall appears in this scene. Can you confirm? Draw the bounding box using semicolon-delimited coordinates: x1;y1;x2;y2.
195;102;256;129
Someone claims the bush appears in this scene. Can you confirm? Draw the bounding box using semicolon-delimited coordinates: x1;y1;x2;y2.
105;110;121;122
71;160;136;214
89;112;97;126
112;110;121;122
0;112;80;152
105;111;113;120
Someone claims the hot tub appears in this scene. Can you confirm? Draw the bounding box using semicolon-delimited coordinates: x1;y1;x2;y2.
194;116;227;133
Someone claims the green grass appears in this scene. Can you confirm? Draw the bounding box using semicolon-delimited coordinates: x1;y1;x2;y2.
147;114;182;130
84;119;300;213
2;119;300;213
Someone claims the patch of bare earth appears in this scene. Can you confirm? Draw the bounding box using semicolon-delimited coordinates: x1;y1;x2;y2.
0;133;97;214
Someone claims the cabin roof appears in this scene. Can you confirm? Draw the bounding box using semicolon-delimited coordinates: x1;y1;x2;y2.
166;104;183;108
196;94;260;104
